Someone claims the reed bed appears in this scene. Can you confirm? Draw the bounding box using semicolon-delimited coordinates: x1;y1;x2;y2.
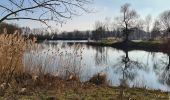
23;43;84;80
0;33;35;94
0;33;109;97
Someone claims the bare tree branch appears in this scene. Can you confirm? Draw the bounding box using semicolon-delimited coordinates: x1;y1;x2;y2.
0;0;93;26
0;5;14;13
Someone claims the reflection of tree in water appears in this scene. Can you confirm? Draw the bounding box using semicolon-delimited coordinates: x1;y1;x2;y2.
114;49;147;100
156;53;170;85
157;39;170;86
113;49;147;86
94;46;108;66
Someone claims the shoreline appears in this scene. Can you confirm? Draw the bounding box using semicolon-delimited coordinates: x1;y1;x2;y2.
86;41;165;53
1;78;169;100
37;40;165;53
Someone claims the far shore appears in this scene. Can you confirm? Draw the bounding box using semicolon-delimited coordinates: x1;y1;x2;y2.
37;39;168;53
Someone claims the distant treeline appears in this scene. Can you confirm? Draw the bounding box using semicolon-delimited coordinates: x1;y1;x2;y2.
0;22;21;34
25;31;90;40
0;22;164;41
23;30;119;41
21;27;153;41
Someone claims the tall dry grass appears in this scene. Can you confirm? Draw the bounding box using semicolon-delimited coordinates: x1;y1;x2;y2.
0;33;107;96
21;42;86;93
24;43;84;81
0;33;35;94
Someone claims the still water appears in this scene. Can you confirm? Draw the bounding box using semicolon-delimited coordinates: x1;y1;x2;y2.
24;41;170;91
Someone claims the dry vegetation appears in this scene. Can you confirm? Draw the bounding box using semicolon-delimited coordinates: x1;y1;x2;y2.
0;33;168;99
0;33;36;95
0;33;87;97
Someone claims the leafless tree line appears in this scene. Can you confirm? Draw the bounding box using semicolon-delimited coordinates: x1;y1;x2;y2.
1;2;170;41
93;3;170;41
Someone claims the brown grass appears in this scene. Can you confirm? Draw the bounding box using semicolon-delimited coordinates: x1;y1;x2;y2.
89;73;107;85
0;33;85;96
0;33;35;95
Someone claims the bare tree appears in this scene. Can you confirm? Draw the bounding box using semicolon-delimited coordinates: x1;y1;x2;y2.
94;21;104;30
92;21;105;40
145;14;152;38
104;17;111;32
136;19;144;30
159;10;170;37
151;20;161;39
116;3;139;42
136;19;145;40
0;0;92;27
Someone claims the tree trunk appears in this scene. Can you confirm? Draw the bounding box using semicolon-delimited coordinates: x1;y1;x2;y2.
167;54;170;70
124;24;129;42
125;33;129;42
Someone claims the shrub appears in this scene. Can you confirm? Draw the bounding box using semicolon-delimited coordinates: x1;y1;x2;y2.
89;73;107;85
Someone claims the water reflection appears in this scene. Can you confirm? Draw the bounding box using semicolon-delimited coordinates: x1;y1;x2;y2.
156;53;170;86
93;46;108;65
112;49;147;87
24;41;170;91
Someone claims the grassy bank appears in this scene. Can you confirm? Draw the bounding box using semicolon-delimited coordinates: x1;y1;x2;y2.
0;77;169;100
87;40;164;52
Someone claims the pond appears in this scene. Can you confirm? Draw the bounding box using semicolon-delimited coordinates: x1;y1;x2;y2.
24;40;170;91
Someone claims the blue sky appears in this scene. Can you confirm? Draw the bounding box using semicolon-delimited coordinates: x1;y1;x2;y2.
3;0;170;31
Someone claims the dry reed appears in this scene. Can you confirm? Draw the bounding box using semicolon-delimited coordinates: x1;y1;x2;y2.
0;33;35;95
